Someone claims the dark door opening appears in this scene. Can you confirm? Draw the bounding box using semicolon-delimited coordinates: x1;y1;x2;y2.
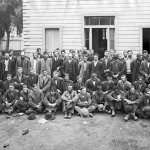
92;28;107;59
143;28;150;53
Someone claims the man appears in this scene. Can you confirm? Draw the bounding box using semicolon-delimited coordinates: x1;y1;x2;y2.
109;54;124;83
133;76;147;94
27;84;44;115
77;50;83;63
131;53;143;83
27;69;39;90
140;54;150;85
62;53;78;82
86;73;101;95
78;55;91;83
91;54;101;79
61;83;78;119
30;53;40;74
15;85;32;112
1;52;13;81
60;50;66;63
9;49;17;78
13;67;28;92
88;49;94;62
39;51;52;76
107;86;125;117
123;87;142;121
72;50;78;63
16;51;31;76
37;69;51;95
92;85;107;112
0;51;4;80
3;74;14;93
50;71;63;93
73;76;84;93
3;84;19;114
36;48;43;59
75;86;95;117
100;50;111;81
117;74;132;93
42;87;61;119
143;50;148;62
123;51;128;61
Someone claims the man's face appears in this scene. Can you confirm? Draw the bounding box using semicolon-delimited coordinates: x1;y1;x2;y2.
68;53;72;60
5;53;9;60
123;52;127;57
94;56;98;61
42;71;47;76
68;86;73;92
138;79;143;84
21;52;25;58
30;70;35;75
81;88;86;95
9;85;14;92
18;68;23;74
61;52;65;57
143;52;148;57
78;52;82;57
43;54;48;58
53;73;58;79
92;75;96;81
7;76;12;81
9;51;13;56
72;52;76;57
105;51;109;57
130;88;135;94
77;77;82;83
33;53;37;59
121;76;126;82
54;52;58;57
138;55;143;61
23;87;28;93
115;89;120;94
83;56;87;62
107;76;112;83
128;52;132;57
64;76;69;81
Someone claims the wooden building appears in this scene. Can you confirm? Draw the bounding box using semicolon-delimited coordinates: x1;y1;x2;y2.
23;0;150;57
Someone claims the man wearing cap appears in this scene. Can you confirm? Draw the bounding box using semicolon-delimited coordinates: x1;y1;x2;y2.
140;54;150;85
36;48;43;59
27;69;39;90
3;74;14;93
78;55;91;83
133;76;147;94
92;85;107;112
131;53;143;83
73;76;84;94
61;83;78;119
75;86;95;117
3;84;19;114
42;86;61;118
13;67;28;92
16;51;31;76
86;73;101;95
143;50;148;62
39;51;52;76
123;87;143;121
62;53;78;83
27;84;44;114
107;86;125;117
15;85;32;112
38;69;51;95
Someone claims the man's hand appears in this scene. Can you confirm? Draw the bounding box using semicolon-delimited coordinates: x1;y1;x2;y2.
57;89;61;93
20;97;23;101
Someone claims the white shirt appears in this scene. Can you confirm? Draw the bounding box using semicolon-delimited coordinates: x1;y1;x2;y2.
5;60;9;71
9;56;12;60
84;62;86;71
33;59;36;73
94;61;98;67
93;81;96;86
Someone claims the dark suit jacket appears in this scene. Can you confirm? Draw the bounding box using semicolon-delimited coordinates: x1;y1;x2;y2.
0;80;3;94
86;78;101;94
51;57;62;75
101;81;115;93
50;77;63;92
91;61;101;79
61;79;73;93
9;56;17;77
117;80;132;92
73;82;85;93
20;89;32;103
133;81;147;93
140;61;150;77
3;80;14;93
27;73;39;90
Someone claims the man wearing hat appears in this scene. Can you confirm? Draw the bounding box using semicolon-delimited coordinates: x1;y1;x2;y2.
143;50;148;62
61;73;73;93
123;87;143;121
92;85;107;112
36;48;43;59
37;68;51;95
3;74;14;93
39;51;52;76
42;86;61;119
75;86;95;117
86;73;101;95
61;83;78;119
27;84;44;114
3;84;19;114
73;76;84;93
27;68;39;90
107;86;125;117
13;67;28;92
15;85;32;112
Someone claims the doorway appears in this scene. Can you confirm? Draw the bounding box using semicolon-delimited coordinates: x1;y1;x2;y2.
143;28;150;53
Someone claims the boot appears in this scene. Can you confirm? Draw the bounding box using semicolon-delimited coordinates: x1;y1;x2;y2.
111;109;116;117
132;113;138;121
64;112;68;119
124;115;129;121
68;112;72;119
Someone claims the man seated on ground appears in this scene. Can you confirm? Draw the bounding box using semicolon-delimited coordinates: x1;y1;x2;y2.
86;73;101;95
107;86;125;117
27;84;44;115
61;73;73;93
136;88;150;118
3;84;19;114
75;86;94;118
117;74;132;93
73;76;85;94
61;83;78;119
42;86;62;120
133;76;147;94
92;85;108;112
13;67;28;92
123;86;143;121
3;74;14;93
15;85;32;113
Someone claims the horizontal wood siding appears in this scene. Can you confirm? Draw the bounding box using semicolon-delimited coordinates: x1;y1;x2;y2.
23;0;150;55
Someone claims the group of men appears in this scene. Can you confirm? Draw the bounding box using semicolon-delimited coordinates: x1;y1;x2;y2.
0;47;150;121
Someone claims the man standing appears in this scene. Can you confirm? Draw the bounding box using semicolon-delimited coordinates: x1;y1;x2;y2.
78;55;91;83
0;51;4;80
16;51;31;76
39;51;52;76
36;48;43;59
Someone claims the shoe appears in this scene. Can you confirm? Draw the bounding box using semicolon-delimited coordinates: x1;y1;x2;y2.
68;113;72;119
64;112;68;119
111;109;116;117
124;115;129;121
108;110;111;114
89;113;93;118
133;115;138;121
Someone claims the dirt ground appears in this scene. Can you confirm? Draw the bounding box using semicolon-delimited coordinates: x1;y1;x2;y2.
0;112;150;150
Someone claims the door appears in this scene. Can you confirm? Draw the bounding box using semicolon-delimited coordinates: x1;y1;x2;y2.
143;28;150;53
45;28;60;52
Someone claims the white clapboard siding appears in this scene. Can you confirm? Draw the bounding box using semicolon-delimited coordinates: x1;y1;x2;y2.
23;0;150;55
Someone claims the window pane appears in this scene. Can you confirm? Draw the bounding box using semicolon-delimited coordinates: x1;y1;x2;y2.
90;17;99;25
84;28;89;49
85;17;90;25
101;17;115;25
109;28;115;49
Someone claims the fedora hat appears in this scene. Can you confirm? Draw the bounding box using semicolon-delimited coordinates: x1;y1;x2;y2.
44;112;55;120
115;101;122;110
16;100;26;110
125;105;133;113
27;114;36;120
79;108;89;118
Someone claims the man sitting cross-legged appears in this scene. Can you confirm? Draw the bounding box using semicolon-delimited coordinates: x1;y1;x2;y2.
75;86;95;118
